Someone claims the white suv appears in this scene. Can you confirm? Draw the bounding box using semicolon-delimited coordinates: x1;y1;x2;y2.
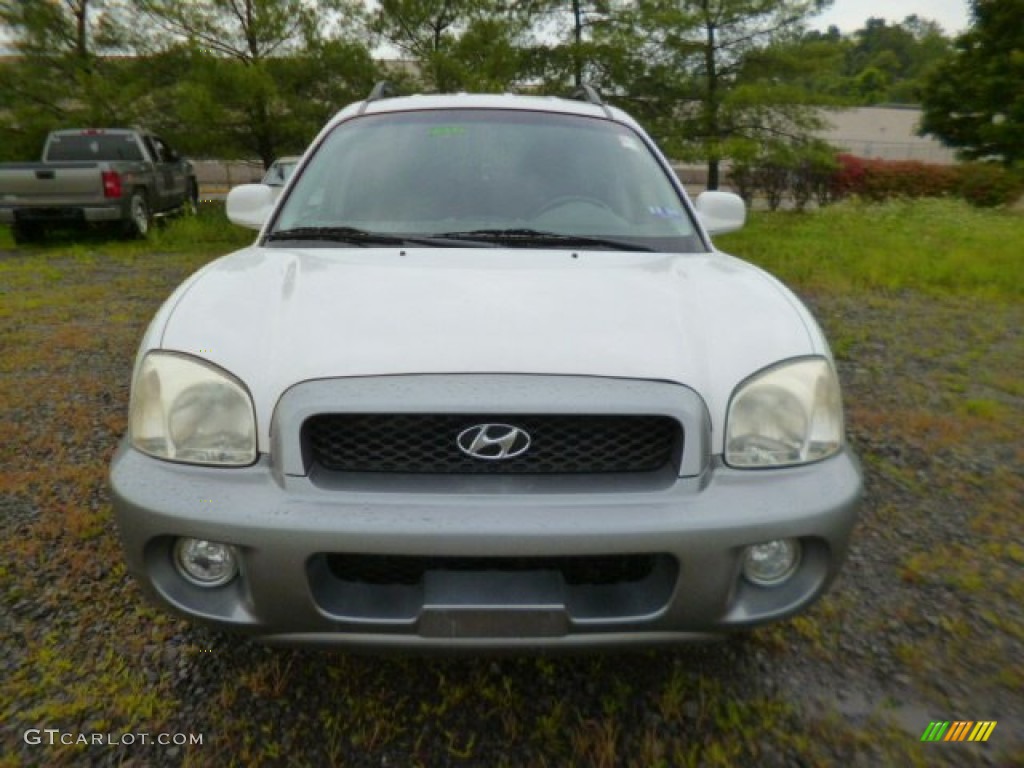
110;86;861;649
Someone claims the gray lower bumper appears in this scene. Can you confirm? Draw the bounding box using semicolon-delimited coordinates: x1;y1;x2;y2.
110;440;862;650
0;205;122;224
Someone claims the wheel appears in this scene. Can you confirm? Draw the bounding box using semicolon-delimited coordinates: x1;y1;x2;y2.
12;222;41;245
530;195;615;219
123;191;151;238
183;179;199;216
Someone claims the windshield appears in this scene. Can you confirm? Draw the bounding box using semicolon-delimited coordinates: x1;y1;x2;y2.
270;109;704;252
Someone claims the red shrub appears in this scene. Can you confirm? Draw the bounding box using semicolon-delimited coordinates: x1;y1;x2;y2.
831;154;868;199
831;154;959;202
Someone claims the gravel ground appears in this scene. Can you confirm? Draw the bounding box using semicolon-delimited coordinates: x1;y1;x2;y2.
1;241;1021;767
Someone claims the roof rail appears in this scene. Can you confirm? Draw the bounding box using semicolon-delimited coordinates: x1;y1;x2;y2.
572;84;604;106
358;81;399;114
571;84;613;118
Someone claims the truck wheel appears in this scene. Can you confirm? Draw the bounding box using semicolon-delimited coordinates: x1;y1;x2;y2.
12;222;40;245
124;192;151;239
185;179;200;216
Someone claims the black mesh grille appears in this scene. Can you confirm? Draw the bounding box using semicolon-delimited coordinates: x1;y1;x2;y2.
303;413;682;474
325;553;663;586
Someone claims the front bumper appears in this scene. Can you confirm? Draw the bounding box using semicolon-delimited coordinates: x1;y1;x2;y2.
110;440;862;650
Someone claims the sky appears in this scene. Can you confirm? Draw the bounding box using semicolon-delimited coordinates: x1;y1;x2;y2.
811;0;972;36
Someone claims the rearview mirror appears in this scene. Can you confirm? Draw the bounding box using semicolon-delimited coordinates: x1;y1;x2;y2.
226;184;276;230
695;191;746;235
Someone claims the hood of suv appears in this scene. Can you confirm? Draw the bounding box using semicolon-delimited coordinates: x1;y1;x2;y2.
155;246;824;451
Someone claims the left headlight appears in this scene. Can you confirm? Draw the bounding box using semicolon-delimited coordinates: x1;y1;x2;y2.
725;358;843;469
129;352;256;466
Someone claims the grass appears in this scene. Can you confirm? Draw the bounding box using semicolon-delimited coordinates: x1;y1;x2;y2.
716;197;1023;301
2;199;1021;767
0;203;251;260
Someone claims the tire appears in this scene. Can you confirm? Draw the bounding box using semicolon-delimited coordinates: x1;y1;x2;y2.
184;179;200;216
123;191;151;239
12;222;41;245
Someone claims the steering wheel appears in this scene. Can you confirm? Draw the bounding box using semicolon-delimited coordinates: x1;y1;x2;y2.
530;195;616;219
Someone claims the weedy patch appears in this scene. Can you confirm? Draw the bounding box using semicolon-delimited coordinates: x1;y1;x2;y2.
719;198;1024;301
2;200;1022;767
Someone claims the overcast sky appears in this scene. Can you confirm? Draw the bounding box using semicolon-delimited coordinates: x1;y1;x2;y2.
811;0;971;35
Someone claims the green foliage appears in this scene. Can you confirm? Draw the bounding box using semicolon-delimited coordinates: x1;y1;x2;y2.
0;0;141;160
0;0;987;185
582;0;832;189
0;1;380;167
787;15;952;106
128;0;380;166
956;162;1024;208
847;16;951;103
919;0;1024;165
371;0;541;92
729;139;838;210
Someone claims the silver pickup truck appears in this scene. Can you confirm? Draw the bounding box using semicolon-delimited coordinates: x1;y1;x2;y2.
0;128;198;243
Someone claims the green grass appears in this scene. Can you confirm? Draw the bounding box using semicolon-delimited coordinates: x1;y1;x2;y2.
0;202;252;259
717;197;1023;301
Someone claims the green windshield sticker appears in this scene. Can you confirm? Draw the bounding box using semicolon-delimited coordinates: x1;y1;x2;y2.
430;126;466;138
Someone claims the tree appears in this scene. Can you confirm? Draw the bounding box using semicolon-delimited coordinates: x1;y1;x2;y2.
371;0;546;92
589;0;835;189
525;1;625;95
920;0;1024;166
845;16;950;104
0;0;134;159
777;16;952;107
130;0;379;166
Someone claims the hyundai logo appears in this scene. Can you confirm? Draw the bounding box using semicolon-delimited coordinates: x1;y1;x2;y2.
457;424;531;460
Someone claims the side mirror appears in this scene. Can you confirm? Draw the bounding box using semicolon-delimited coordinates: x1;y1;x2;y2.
695;191;746;235
226;184;276;230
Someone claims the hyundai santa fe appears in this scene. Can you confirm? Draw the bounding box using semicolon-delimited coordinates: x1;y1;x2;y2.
110;85;862;649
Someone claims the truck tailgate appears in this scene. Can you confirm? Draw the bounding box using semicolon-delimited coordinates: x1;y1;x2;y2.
0;163;108;205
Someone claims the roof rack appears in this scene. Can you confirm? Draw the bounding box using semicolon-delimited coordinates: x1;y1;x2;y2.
572;84;603;106
358;81;399;114
571;84;613;118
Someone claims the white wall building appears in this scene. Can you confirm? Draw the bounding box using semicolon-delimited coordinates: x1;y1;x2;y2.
817;106;957;164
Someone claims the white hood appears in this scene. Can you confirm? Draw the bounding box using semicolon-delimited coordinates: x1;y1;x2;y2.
152;246;825;451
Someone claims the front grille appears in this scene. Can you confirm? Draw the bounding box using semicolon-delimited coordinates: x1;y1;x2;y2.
325;553;663;586
303;413;682;474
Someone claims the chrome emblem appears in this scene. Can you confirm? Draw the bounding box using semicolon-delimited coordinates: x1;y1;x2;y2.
457;424;531;460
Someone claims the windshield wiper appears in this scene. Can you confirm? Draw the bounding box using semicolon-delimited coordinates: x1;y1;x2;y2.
266;226;403;246
265;226;489;248
436;228;657;252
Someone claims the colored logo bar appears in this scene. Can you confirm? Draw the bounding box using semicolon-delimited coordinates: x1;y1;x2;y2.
921;721;997;742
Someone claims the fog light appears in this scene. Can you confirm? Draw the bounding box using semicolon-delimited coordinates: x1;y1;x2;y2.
173;538;238;587
742;539;801;586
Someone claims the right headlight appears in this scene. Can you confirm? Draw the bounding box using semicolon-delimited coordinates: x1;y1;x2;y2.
725;358;843;468
129;352;256;466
